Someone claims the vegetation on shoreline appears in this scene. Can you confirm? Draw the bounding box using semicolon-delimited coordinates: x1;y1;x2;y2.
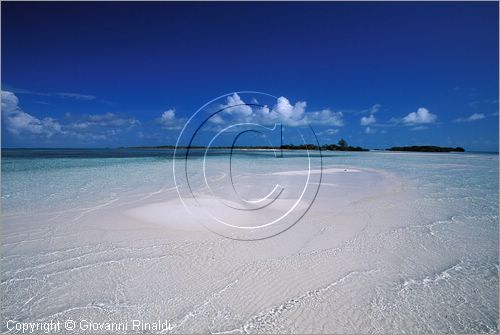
128;139;369;152
128;142;467;153
387;146;465;152
319;139;368;152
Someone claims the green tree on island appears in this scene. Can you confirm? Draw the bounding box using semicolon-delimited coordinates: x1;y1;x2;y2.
338;138;348;148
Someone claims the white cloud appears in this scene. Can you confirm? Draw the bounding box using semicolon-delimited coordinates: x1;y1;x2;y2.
221;93;254;117
317;128;339;136
2;91;19;112
402;107;437;125
365;126;376;134
361;104;381;114
2;90;141;142
303;108;344;127
56;92;96;100
156;108;185;130
6;87;96;101
208;114;225;125
2;91;63;137
66;122;90;130
84;112;140;127
371;104;381;114
466;113;485;121
410;126;429;131
160;109;176;123
360;114;376;126
454;113;486;123
272;96;306;123
62;113;140;142
8;113;61;137
214;94;344;128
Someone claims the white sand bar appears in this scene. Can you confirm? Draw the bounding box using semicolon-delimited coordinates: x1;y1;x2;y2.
1;154;498;334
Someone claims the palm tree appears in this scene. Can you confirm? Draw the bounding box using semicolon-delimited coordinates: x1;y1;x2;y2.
338;138;347;148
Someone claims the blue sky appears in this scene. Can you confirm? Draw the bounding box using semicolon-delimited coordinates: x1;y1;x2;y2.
1;2;498;151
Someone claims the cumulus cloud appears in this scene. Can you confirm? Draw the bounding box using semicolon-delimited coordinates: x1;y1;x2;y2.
221;93;254;117
156;108;185;130
359;104;380;128
1;90;140;142
160;109;176;123
454;113;486;123
2;91;63;137
402;107;437;125
2;91;18;112
271;96;307;124
212;93;344;128
360;114;376;126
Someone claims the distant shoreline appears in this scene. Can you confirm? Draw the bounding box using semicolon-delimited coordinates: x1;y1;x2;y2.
7;146;500;154
386;146;465;153
124;145;466;153
125;144;370;152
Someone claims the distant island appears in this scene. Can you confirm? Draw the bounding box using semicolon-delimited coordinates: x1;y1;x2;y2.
128;139;369;152
279;139;367;152
387;146;465;153
318;139;369;152
127;142;466;153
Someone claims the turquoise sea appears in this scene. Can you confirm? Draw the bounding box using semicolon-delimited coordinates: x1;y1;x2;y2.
1;148;498;332
2;149;498;218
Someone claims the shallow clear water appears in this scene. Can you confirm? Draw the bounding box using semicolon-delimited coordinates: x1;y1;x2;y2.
1;149;498;333
2;149;497;218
